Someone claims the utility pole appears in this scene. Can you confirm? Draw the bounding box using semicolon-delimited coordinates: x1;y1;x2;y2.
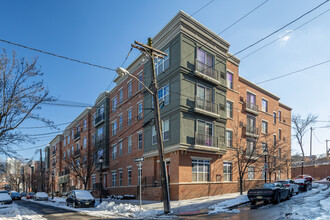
310;127;314;156
40;149;44;192
130;38;171;214
326;140;329;159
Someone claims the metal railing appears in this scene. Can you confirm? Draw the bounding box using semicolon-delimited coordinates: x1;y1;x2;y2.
74;132;80;140
246;102;258;112
246;126;258;135
196;97;218;114
196;60;219;81
74;150;80;157
94;113;105;125
195;132;217;147
59;170;70;176
52;150;56;155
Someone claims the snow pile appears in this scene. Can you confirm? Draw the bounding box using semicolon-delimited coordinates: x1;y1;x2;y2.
96;201;141;217
0;203;45;219
208;195;249;214
320;194;330;213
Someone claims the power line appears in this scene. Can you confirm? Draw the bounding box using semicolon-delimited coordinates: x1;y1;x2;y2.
312;130;323;144
231;0;329;57
18;122;71;129
0;38;117;71
218;0;270;35
255;59;330;85
241;8;330;60
190;0;216;17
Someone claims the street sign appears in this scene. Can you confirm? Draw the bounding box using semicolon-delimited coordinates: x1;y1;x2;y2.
134;157;144;163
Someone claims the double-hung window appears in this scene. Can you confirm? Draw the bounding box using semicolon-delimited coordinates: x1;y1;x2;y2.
197;85;214;113
119;170;123;186
197;120;214;147
128;168;132;186
112;121;117;136
138;133;143;150
226;101;233;118
248;166;255;180
158;84;169;106
262;121;268;134
279;110;282;122
119;114;123;130
247;92;256;110
226;130;233;147
247;139;256;156
112;171;117;187
192;159;210;182
223;162;232;181
128;109;132;126
262;99;268;112
112;97;117;112
138;103;143;119
128;81;132;98
119;88;123;104
138;73;143;90
119;141;122;157
112;144;117;159
227;71;233;89
155;48;170;75
128;136;132;153
273;112;277;124
247;115;256;134
83;138;87;149
162;120;169;141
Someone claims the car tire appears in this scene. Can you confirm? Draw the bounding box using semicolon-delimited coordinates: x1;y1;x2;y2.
264;200;268;205
273;194;280;205
296;191;299;195
66;201;69;206
251;200;256;205
290;190;293;197
73;201;76;208
286;192;291;200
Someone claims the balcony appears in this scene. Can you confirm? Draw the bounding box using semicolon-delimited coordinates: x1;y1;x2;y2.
245;102;259;115
59;170;70;176
52;150;56;156
94;113;105;126
245;126;259;138
74;150;80;157
194;97;220;118
194;60;220;85
246;149;259;160
194;132;217;148
74;132;80;141
52;162;55;167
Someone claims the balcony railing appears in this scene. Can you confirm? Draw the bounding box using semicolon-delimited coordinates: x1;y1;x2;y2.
195;60;219;83
52;162;55;167
195;132;217;148
195;97;218;115
74;150;80;157
52;150;56;156
74;132;80;140
246;102;259;114
245;126;259;138
246;148;258;159
59;170;70;176
94;113;105;126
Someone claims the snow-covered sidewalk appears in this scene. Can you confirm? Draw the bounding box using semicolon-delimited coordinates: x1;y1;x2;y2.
0;203;45;220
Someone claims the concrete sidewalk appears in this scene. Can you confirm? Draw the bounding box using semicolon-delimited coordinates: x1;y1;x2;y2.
99;191;247;215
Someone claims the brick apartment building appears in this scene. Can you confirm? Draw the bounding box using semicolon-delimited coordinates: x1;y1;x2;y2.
43;10;291;200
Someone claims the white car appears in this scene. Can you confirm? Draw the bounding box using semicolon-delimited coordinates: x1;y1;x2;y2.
276;179;299;196
33;192;49;201
0;191;13;205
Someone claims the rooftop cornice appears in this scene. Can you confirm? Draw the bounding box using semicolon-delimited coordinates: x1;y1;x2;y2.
279;102;292;111
239;76;280;101
227;52;240;66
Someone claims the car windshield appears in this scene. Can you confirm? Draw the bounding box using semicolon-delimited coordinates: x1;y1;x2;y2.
74;190;94;200
263;183;276;189
0;193;11;200
28;192;35;195
11;192;20;196
276;181;288;184
36;192;48;197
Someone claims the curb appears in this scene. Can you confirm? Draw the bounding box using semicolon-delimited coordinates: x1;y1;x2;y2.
227;201;250;210
177;209;209;216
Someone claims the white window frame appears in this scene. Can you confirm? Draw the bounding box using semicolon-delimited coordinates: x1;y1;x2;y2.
128;135;132;153
262;98;268;112
192;159;210;182
155;47;170;75
248;166;255;180
119;141;122;157
112;144;117;159
128;80;132;98
137;131;143;150
112;96;117;112
262;120;268;134
226;100;233;118
128;168;132;186
226;130;233;147
111;120;117;136
119;113;123;130
128;108;132;126
119;88;123;104
223;162;232;182
111;171;117;187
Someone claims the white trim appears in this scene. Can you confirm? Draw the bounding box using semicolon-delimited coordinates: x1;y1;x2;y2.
118;168;123;170
137;130;143;134
137;100;143;105
261;97;268;101
246;90;257;96
127;79;132;84
226;128;233;132
227;69;234;74
111;119;117;124
111;170;117;173
190;156;212;161
262;119;268;123
127;166;132;168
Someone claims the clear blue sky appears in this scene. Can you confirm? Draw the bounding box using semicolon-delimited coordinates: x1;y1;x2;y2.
1;0;330;161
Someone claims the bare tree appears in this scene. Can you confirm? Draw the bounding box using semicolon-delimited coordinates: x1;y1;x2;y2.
292;114;317;163
0;49;55;156
64;147;96;190
230;120;263;195
6;159;22;191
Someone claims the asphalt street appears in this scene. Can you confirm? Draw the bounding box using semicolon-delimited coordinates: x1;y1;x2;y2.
181;182;330;220
14;200;103;220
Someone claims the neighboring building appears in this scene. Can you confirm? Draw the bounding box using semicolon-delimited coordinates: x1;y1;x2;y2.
42;10;292;201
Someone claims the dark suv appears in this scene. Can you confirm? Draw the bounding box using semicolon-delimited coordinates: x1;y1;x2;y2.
66;190;95;208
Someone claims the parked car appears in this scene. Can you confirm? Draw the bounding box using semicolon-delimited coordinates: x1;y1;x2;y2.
326;176;330;181
295;175;314;183
33;192;48;201
275;179;299;196
61;191;68;197
294;178;312;191
66;190;95;208
26;192;35;199
0;191;12;205
20;192;27;197
9;191;21;200
248;182;290;205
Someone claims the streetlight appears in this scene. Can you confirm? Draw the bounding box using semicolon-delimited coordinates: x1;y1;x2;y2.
99;156;104;204
51;172;54;200
263;146;268;183
29;164;34;192
301;158;304;176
